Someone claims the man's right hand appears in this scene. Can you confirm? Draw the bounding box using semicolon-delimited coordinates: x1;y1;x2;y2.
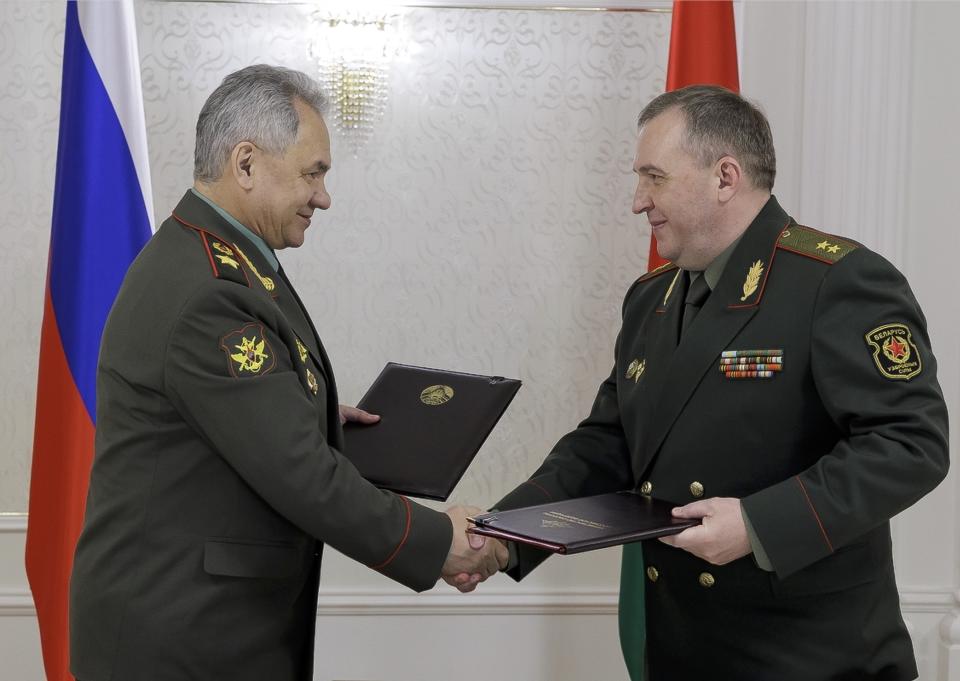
441;506;508;593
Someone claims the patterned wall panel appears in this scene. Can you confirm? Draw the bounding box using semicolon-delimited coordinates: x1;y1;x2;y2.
0;1;65;510
0;0;669;510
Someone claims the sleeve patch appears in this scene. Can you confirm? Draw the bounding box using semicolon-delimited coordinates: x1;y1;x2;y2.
219;323;277;378
864;323;922;380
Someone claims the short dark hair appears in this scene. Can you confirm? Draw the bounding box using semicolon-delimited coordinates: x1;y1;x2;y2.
638;85;776;191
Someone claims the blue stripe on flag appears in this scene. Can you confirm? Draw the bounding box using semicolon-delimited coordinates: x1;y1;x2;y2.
49;1;151;422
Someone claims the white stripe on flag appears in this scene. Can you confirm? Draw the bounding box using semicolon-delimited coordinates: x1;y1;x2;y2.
77;0;155;231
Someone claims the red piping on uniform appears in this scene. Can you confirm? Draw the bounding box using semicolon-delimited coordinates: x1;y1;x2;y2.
525;479;553;501
795;476;834;552
371;496;412;570
197;231;218;277
172;212;251;286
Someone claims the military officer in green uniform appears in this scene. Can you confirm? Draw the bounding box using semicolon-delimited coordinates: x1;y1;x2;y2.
69;65;506;681
488;86;948;679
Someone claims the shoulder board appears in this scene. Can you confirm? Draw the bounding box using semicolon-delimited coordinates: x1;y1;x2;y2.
194;228;250;286
777;224;859;264
635;261;678;284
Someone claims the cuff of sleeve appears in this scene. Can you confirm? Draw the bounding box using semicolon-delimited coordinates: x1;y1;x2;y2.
505;541;519;572
742;476;834;578
740;501;774;572
495;479;554;511
373;499;452;592
486;508;520;573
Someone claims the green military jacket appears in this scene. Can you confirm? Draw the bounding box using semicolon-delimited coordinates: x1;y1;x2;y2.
497;196;948;680
70;190;452;681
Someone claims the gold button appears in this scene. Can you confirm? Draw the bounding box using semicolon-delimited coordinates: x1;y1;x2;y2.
640;481;653;495
698;572;715;588
689;481;704;498
646;566;659;583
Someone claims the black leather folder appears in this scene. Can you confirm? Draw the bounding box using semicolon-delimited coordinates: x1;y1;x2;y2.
467;492;700;554
342;363;521;500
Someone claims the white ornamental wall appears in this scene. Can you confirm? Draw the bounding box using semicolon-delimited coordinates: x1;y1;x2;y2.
1;1;957;679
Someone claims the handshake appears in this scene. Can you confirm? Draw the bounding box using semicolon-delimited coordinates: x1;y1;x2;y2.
440;505;509;593
340;405;508;593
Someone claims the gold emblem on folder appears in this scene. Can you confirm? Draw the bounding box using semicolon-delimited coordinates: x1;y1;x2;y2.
420;384;454;406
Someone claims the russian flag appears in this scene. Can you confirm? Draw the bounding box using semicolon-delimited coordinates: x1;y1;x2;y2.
25;2;153;679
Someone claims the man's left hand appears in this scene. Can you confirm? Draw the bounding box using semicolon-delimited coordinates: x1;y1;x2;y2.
339;404;380;426
658;497;751;565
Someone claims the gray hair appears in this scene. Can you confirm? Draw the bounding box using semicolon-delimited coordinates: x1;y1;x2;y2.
638;85;776;191
194;64;329;183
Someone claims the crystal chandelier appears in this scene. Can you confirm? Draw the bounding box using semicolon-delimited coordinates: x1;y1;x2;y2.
311;7;401;157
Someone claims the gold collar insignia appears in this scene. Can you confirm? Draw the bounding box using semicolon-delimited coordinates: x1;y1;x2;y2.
740;260;764;302
232;244;275;292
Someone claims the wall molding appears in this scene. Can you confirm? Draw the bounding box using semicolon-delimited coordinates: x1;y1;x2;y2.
0;514;27;533
2;515;952;619
0;586;618;618
1;583;952;620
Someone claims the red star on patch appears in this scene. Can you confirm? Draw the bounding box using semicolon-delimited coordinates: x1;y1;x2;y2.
888;336;907;359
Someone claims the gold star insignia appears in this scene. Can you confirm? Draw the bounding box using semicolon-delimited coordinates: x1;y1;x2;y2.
827;244;841;254
216;254;240;269
816;240;831;251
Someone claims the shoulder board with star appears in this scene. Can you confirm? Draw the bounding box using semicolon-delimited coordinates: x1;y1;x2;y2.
634;261;678;284
777;224;860;264
192;228;251;287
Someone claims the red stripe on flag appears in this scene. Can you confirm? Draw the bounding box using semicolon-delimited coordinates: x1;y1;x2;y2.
26;291;95;681
666;0;740;93
647;0;740;272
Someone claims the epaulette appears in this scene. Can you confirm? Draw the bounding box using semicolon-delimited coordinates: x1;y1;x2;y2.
194;228;250;287
635;261;678;284
777;224;859;264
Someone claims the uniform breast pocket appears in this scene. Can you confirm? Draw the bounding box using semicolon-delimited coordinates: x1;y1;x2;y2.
203;537;304;579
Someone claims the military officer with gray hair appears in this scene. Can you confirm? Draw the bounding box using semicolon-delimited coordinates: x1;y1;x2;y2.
69;64;506;681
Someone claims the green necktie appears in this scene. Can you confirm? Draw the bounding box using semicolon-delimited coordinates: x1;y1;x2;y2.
681;271;711;337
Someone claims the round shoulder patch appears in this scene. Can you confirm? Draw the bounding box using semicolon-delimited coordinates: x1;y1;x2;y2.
864;323;922;381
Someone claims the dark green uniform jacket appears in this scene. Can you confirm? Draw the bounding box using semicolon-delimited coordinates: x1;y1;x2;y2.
70;191;452;681
497;197;948;680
